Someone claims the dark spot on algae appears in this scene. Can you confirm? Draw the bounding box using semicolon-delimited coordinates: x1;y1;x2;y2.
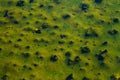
94;0;103;4
62;14;71;19
108;29;118;35
80;46;90;54
80;3;89;12
84;28;98;38
66;74;74;80
22;53;30;58
50;55;58;62
16;0;25;7
1;74;8;80
113;18;119;23
82;77;89;80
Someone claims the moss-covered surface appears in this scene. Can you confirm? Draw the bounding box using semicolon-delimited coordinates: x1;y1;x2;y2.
0;0;120;80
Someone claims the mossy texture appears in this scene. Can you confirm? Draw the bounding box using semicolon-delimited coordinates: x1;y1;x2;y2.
0;0;120;80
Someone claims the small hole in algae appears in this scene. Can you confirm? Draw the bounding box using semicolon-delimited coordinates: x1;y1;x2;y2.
80;46;90;54
94;0;103;4
66;73;74;80
50;55;58;62
80;3;89;12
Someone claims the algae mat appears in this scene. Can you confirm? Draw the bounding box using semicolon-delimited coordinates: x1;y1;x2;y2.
0;0;120;80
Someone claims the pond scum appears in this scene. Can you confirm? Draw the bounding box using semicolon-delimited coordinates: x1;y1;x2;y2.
0;0;120;80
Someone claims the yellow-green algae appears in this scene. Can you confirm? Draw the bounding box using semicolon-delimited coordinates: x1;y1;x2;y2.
0;0;120;80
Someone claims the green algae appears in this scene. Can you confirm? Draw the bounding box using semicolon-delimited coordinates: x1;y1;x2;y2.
0;0;120;80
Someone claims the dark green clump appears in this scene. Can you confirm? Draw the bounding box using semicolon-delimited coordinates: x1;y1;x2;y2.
80;3;89;11
50;55;58;62
66;74;74;80
94;0;103;4
108;29;118;35
16;0;25;7
80;47;90;54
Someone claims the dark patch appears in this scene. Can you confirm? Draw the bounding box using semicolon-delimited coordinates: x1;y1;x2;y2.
60;34;67;39
16;0;25;7
85;62;89;66
69;41;74;45
95;54;104;61
35;21;39;24
22;53;30;58
108;29;118;35
58;40;65;44
102;41;108;46
35;51;40;56
65;51;71;57
41;23;49;29
80;47;90;54
17;38;22;42
94;0;103;4
53;25;59;29
113;18;119;23
8;40;12;43
34;29;41;34
39;4;44;8
53;0;61;4
0;48;2;51
66;59;73;65
14;44;20;48
3;10;8;17
50;55;58;62
82;77;89;80
110;75;117;80
100;49;108;55
60;48;64;51
12;20;19;24
66;74;73;80
29;0;34;3
62;14;71;19
74;56;81;64
21;78;26;80
80;3;89;11
25;46;30;49
1;75;7;80
84;29;98;38
33;63;38;67
48;5;53;9
13;64;17;67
